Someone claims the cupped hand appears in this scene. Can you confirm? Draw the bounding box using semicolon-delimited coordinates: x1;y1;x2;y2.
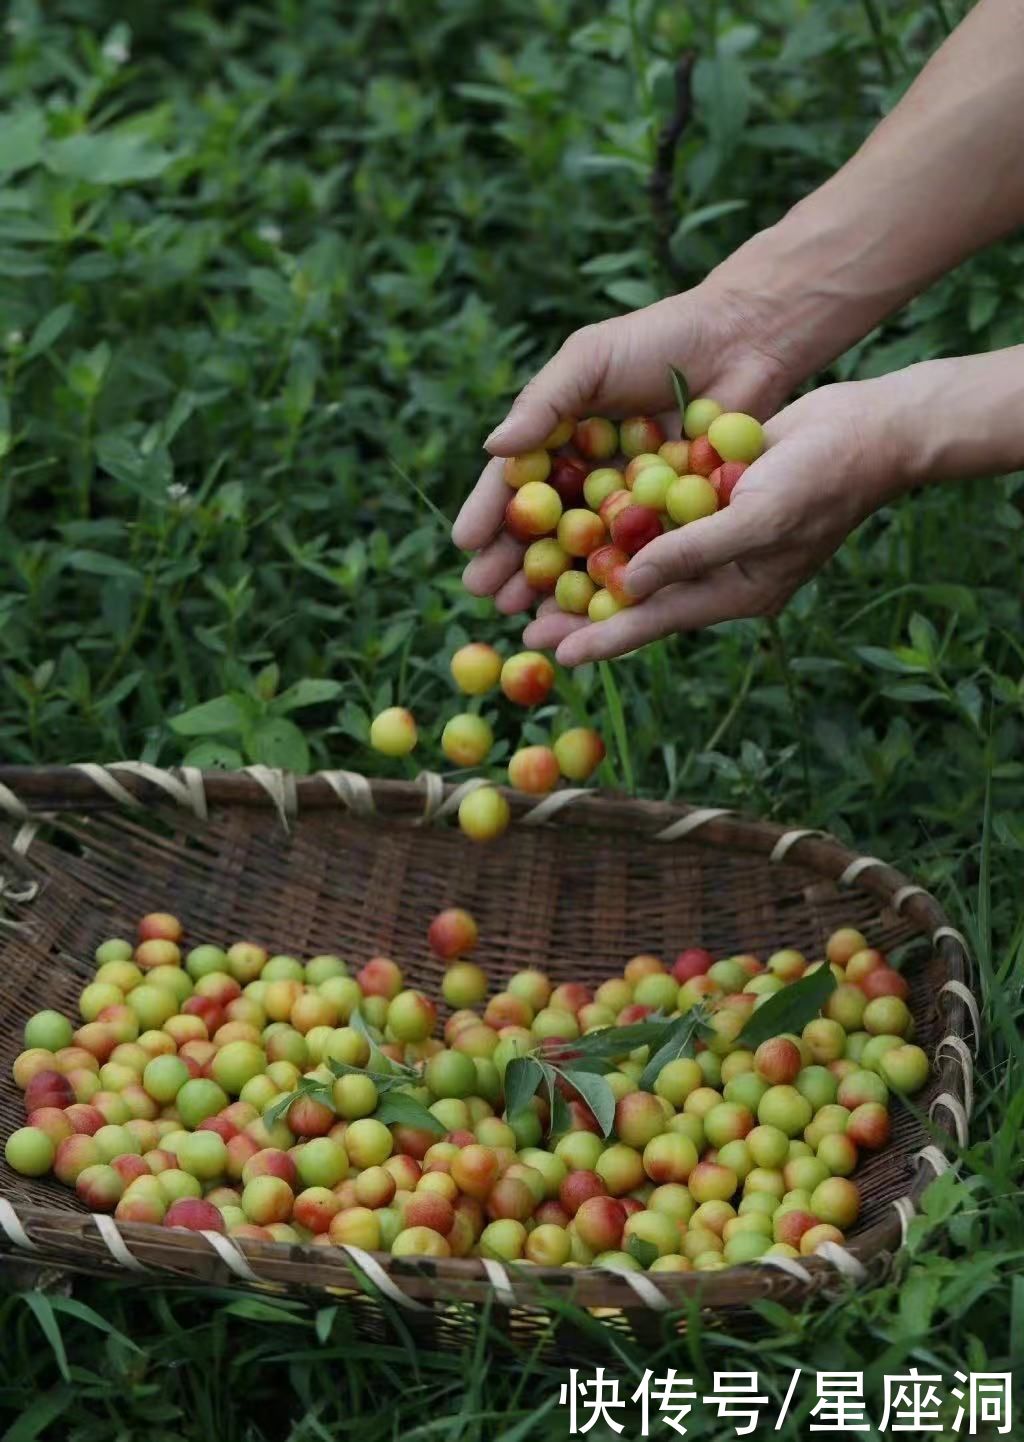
522;379;909;666
452;282;794;615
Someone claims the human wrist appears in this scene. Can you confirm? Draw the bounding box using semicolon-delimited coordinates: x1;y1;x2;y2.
704;192;909;392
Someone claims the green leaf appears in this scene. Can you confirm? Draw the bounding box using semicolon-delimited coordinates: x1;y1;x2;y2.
169;695;245;736
603;277;660;310
541;1015;672;1061
45;132;175;185
625;1235;658;1269
23;303;75;361
736;967;838;1048
503;1057;543;1118
0;109;46;178
669;364;689;419
373;1091;446;1133
553;1067;616;1137
182;741;244;769
64;549;141;581
20;1293;69;1381
246;716;310;772
273;678;343;713
638;1008;710;1090
263;1079;334;1130
672;199;748;242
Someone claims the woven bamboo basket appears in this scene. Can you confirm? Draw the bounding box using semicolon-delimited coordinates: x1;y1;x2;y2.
0;764;976;1347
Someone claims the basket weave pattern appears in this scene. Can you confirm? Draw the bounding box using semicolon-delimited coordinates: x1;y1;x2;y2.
0;766;975;1330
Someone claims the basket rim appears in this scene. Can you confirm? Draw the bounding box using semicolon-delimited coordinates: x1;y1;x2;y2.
0;763;975;1315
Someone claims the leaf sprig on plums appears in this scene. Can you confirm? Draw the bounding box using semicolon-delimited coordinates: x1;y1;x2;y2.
504;1006;713;1138
735;966;838;1048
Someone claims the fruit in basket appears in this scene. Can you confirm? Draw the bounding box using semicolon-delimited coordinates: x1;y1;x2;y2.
23;1011;74;1052
2;907;937;1279
369;706;418;758
4;1126;55;1176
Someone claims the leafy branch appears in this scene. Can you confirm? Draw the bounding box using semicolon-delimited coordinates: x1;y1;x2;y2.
504;1007;713;1138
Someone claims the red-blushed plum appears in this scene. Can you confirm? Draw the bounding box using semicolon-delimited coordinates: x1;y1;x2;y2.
500;651;555;706
523;537;571;592
508;746;560;796
620;416;666;457
555;570;597;614
369;706;418;758
505;481;562;542
573;417;618;461
450;643;502;696
610;504;663;556
548;455;588;507
503;451;551;489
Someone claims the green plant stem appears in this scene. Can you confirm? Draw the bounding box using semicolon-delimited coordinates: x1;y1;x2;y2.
767;617;811;807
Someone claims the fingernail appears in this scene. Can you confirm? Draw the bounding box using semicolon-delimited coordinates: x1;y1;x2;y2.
484;420;510;450
626;564;658;599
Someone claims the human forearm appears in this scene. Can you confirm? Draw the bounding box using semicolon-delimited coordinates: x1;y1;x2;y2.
705;0;1024;386
878;345;1024;495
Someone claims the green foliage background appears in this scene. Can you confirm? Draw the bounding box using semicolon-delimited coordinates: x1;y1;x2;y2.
1;0;1022;1437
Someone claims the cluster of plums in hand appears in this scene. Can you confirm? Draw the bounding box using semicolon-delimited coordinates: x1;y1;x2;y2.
504;400;765;620
5;912;929;1274
368;643;605;843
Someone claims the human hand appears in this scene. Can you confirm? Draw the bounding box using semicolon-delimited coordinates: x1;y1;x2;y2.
452;280;795;615
522;379;909;666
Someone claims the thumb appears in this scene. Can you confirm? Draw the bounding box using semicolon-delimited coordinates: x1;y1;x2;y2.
624;501;762;600
484;327;605;455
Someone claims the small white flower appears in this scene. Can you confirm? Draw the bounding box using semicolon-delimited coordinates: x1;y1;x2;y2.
5;330;24;350
166;482;191;507
102;35;130;64
258;221;283;245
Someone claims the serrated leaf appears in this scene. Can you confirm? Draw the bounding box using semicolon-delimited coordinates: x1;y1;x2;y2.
625;1236;658;1269
373;1091;445;1133
669;365;689;419
638;1008;710;1090
503;1057;543;1119
553;1068;616;1137
736;967;838;1048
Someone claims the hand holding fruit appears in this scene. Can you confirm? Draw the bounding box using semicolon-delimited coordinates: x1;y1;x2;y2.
452;283;795;612
524;380;908;665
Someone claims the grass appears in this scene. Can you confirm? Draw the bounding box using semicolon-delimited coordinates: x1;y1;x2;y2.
1;0;1023;1436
